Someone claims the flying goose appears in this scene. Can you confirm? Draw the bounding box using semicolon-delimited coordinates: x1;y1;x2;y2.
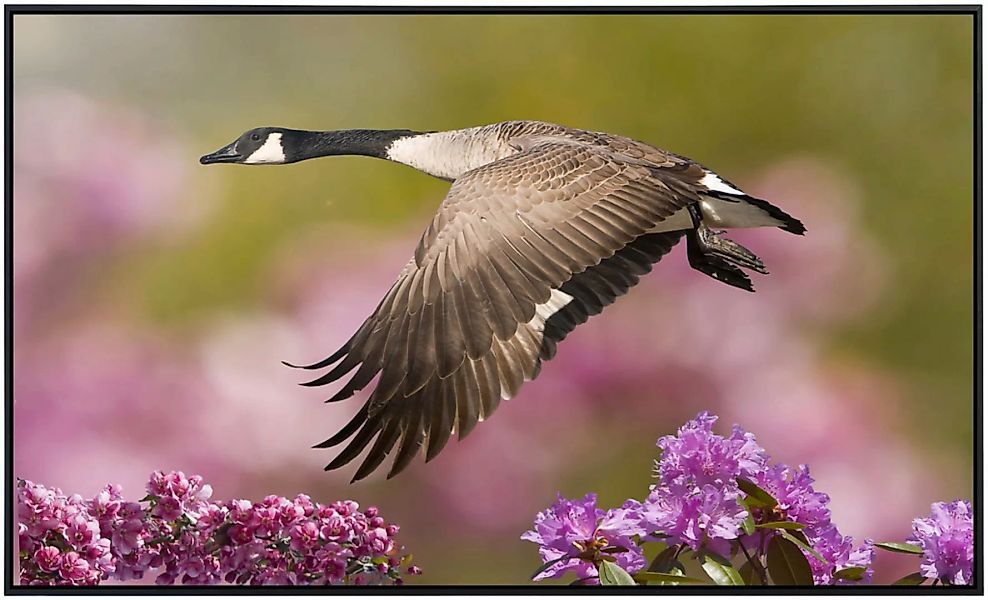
201;120;804;481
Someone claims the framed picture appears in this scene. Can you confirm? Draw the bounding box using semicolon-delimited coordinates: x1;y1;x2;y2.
7;3;979;591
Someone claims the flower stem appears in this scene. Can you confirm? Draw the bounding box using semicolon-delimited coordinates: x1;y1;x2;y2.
737;539;768;585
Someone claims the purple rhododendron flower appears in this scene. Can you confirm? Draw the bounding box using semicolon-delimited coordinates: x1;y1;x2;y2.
654;412;768;489
745;463;875;584
908;500;974;585
640;483;748;555
526;412;890;586
805;524;874;585
638;412;766;554
750;464;831;532
522;493;645;582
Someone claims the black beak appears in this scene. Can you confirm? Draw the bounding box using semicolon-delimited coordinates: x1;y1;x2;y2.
199;142;242;165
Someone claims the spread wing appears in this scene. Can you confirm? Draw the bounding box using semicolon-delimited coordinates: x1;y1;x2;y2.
293;142;706;481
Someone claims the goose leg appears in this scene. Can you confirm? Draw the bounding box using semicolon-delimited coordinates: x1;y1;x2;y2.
685;204;768;292
695;226;768;274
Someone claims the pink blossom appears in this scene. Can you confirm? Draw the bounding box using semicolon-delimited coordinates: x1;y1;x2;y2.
152;496;183;522
319;514;352;543
58;551;94;584
290;521;320;552
64;514;100;549
227;525;256;546
33;547;61;573
89;484;122;525
111;518;146;555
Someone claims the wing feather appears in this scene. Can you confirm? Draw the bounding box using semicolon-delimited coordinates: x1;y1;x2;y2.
302;141;700;480
453;364;481;439
424;378;455;462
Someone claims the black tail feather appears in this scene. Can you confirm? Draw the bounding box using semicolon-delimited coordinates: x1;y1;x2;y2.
708;191;806;235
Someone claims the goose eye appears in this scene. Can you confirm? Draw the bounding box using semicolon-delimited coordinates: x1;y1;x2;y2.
250;133;261;142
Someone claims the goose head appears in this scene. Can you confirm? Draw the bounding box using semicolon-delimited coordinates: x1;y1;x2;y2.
200;127;298;165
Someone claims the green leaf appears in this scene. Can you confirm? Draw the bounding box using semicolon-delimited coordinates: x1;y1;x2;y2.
530;555;570;581
598;560;637;586
633;571;706;585
739;559;764;585
742;511;756;536
701;558;744;586
780;530;826;564
833;566;867;581
739;560;754;584
875;542;924;555
737;478;778;508
892;571;927;585
647;544;683;574
766;535;814;585
755;521;806;531
742;496;762;511
648;544;676;567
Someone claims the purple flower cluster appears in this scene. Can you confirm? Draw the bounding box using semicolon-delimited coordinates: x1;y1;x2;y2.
808;524;875;585
749;464;874;584
16;472;418;586
521;493;646;582
647;413;875;584
641;412;767;555
908;500;973;585
524;412;878;585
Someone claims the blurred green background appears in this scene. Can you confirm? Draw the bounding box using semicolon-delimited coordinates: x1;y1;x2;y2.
13;13;974;584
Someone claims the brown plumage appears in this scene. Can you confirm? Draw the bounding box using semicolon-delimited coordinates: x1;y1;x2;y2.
201;120;805;482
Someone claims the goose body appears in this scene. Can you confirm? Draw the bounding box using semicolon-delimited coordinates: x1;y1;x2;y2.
201;120;804;481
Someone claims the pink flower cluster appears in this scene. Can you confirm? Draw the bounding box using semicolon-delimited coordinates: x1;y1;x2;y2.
16;471;419;586
18;481;112;584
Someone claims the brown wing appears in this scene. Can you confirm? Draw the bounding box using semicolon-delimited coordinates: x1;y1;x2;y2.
295;142;703;481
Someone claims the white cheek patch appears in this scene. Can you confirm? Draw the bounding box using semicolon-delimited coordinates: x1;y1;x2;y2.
243;133;286;164
701;171;745;196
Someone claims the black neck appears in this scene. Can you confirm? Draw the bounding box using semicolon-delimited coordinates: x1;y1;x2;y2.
283;129;420;162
